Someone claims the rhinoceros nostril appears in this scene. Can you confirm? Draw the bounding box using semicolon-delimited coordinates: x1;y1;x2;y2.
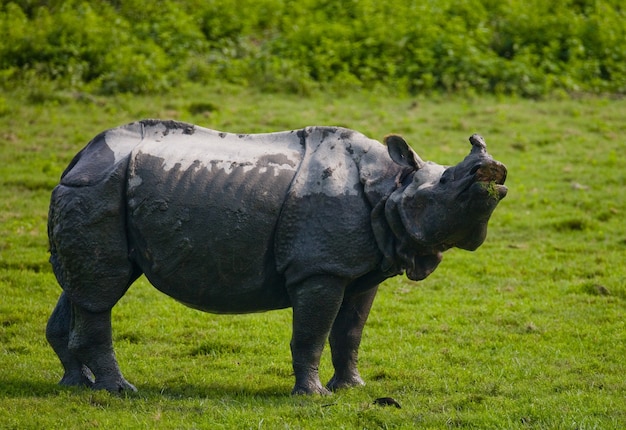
469;164;481;176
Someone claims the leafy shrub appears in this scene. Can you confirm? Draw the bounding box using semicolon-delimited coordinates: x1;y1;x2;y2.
0;0;624;97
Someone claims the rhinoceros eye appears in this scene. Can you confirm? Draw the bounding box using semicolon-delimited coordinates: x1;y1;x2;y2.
470;164;481;175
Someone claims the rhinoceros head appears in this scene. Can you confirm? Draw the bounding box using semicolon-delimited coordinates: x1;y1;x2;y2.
383;133;507;280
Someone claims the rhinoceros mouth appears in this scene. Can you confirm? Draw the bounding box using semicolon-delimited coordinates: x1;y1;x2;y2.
468;161;507;200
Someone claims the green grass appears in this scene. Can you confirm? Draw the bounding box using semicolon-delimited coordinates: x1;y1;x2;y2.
1;86;625;428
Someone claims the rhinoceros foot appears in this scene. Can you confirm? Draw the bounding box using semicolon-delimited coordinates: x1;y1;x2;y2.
326;373;365;391
93;376;137;394
291;380;332;396
59;365;95;388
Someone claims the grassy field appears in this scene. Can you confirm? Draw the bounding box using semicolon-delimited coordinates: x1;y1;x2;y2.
1;86;625;429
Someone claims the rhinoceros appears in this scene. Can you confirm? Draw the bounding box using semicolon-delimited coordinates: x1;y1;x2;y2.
46;120;507;395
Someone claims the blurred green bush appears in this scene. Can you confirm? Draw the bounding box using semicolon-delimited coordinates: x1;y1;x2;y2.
1;0;624;97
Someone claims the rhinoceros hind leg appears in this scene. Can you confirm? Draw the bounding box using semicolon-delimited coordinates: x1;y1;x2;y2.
67;305;136;393
46;292;95;388
288;275;347;395
326;286;378;391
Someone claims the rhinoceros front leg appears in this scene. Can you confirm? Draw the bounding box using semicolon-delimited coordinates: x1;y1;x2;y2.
327;286;378;391
289;275;347;395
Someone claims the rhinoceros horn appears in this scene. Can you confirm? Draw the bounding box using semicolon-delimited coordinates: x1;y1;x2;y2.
469;133;487;154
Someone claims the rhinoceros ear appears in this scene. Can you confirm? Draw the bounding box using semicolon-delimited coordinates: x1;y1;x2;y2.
385;134;424;170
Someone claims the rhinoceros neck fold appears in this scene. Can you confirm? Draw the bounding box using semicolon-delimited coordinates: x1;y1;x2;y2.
370;178;444;281
368;174;417;279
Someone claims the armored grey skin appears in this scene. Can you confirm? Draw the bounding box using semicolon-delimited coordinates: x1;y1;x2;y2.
46;120;507;395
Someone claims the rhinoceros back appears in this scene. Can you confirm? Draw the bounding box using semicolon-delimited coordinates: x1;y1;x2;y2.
125;121;305;312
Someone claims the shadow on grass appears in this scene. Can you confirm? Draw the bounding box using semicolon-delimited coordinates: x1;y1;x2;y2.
0;376;67;398
138;381;293;400
0;375;292;400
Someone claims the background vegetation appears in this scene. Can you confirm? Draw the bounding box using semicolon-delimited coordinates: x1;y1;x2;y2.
1;0;625;97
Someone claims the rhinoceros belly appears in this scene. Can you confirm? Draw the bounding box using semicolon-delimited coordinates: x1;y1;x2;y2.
125;124;304;313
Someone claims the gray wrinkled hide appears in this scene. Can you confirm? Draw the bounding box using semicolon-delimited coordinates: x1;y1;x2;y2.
46;120;507;395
